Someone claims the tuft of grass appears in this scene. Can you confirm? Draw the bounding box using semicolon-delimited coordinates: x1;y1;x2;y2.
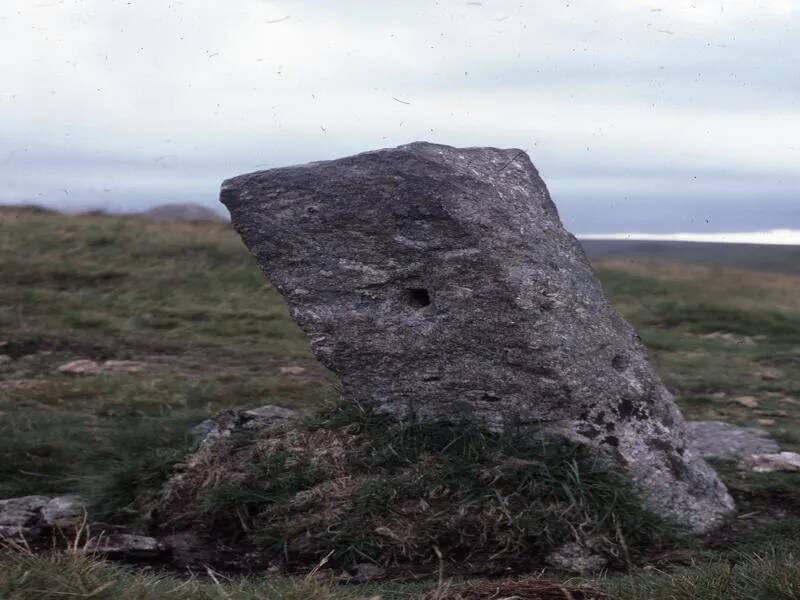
607;544;800;599
0;544;420;600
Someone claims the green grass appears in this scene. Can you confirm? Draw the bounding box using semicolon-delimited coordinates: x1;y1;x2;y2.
0;546;425;600
2;208;800;598
608;544;800;599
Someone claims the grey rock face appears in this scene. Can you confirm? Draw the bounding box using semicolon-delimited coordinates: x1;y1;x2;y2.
686;420;779;460
42;495;86;529
0;494;86;539
0;495;50;539
220;141;733;532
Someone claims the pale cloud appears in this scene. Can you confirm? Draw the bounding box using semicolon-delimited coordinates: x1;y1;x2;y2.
579;229;800;245
1;0;797;232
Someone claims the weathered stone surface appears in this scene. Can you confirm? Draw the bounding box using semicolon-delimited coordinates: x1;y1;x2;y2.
686;421;779;460
0;495;50;539
738;451;800;473
0;494;86;539
220;141;733;532
42;495;86;529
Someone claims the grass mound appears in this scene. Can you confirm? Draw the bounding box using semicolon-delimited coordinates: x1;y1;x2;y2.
156;403;679;574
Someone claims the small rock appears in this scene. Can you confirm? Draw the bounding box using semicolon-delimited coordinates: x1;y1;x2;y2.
340;563;386;582
243;404;298;421
0;495;50;539
41;495;86;529
734;396;759;408
738;452;800;473
685;421;779;460
189;405;299;443
757;419;777;427
58;359;102;374
546;542;607;574
58;359;146;375
86;533;163;558
0;354;11;365
279;365;307;376
756;368;782;381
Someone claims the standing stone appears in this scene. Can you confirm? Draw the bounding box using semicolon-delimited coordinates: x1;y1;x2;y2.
221;141;733;532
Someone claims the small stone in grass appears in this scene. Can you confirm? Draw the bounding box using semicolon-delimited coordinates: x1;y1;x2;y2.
738;452;800;473
279;365;307;376
734;396;759;408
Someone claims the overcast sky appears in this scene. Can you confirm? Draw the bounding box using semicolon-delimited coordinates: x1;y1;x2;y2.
2;0;797;233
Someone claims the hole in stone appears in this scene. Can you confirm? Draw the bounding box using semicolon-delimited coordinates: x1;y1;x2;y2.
404;288;431;308
612;354;630;372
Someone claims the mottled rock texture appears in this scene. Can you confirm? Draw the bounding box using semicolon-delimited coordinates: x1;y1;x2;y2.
220;141;733;532
686;420;779;460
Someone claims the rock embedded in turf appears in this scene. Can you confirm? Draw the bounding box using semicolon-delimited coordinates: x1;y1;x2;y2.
0;494;86;539
0;495;50;539
686;420;779;460
188;404;300;445
220;141;734;532
738;451;800;472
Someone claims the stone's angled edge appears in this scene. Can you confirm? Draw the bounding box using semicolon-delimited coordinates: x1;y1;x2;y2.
219;141;734;532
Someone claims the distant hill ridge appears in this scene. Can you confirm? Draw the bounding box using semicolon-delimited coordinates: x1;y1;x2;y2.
581;239;800;275
138;203;226;222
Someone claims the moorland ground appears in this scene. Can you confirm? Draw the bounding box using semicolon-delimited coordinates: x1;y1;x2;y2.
1;206;800;599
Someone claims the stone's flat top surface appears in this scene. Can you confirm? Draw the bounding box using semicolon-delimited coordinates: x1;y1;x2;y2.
220;141;733;532
686;420;779;459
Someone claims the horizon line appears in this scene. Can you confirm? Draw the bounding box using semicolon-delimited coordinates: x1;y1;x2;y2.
576;229;800;246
